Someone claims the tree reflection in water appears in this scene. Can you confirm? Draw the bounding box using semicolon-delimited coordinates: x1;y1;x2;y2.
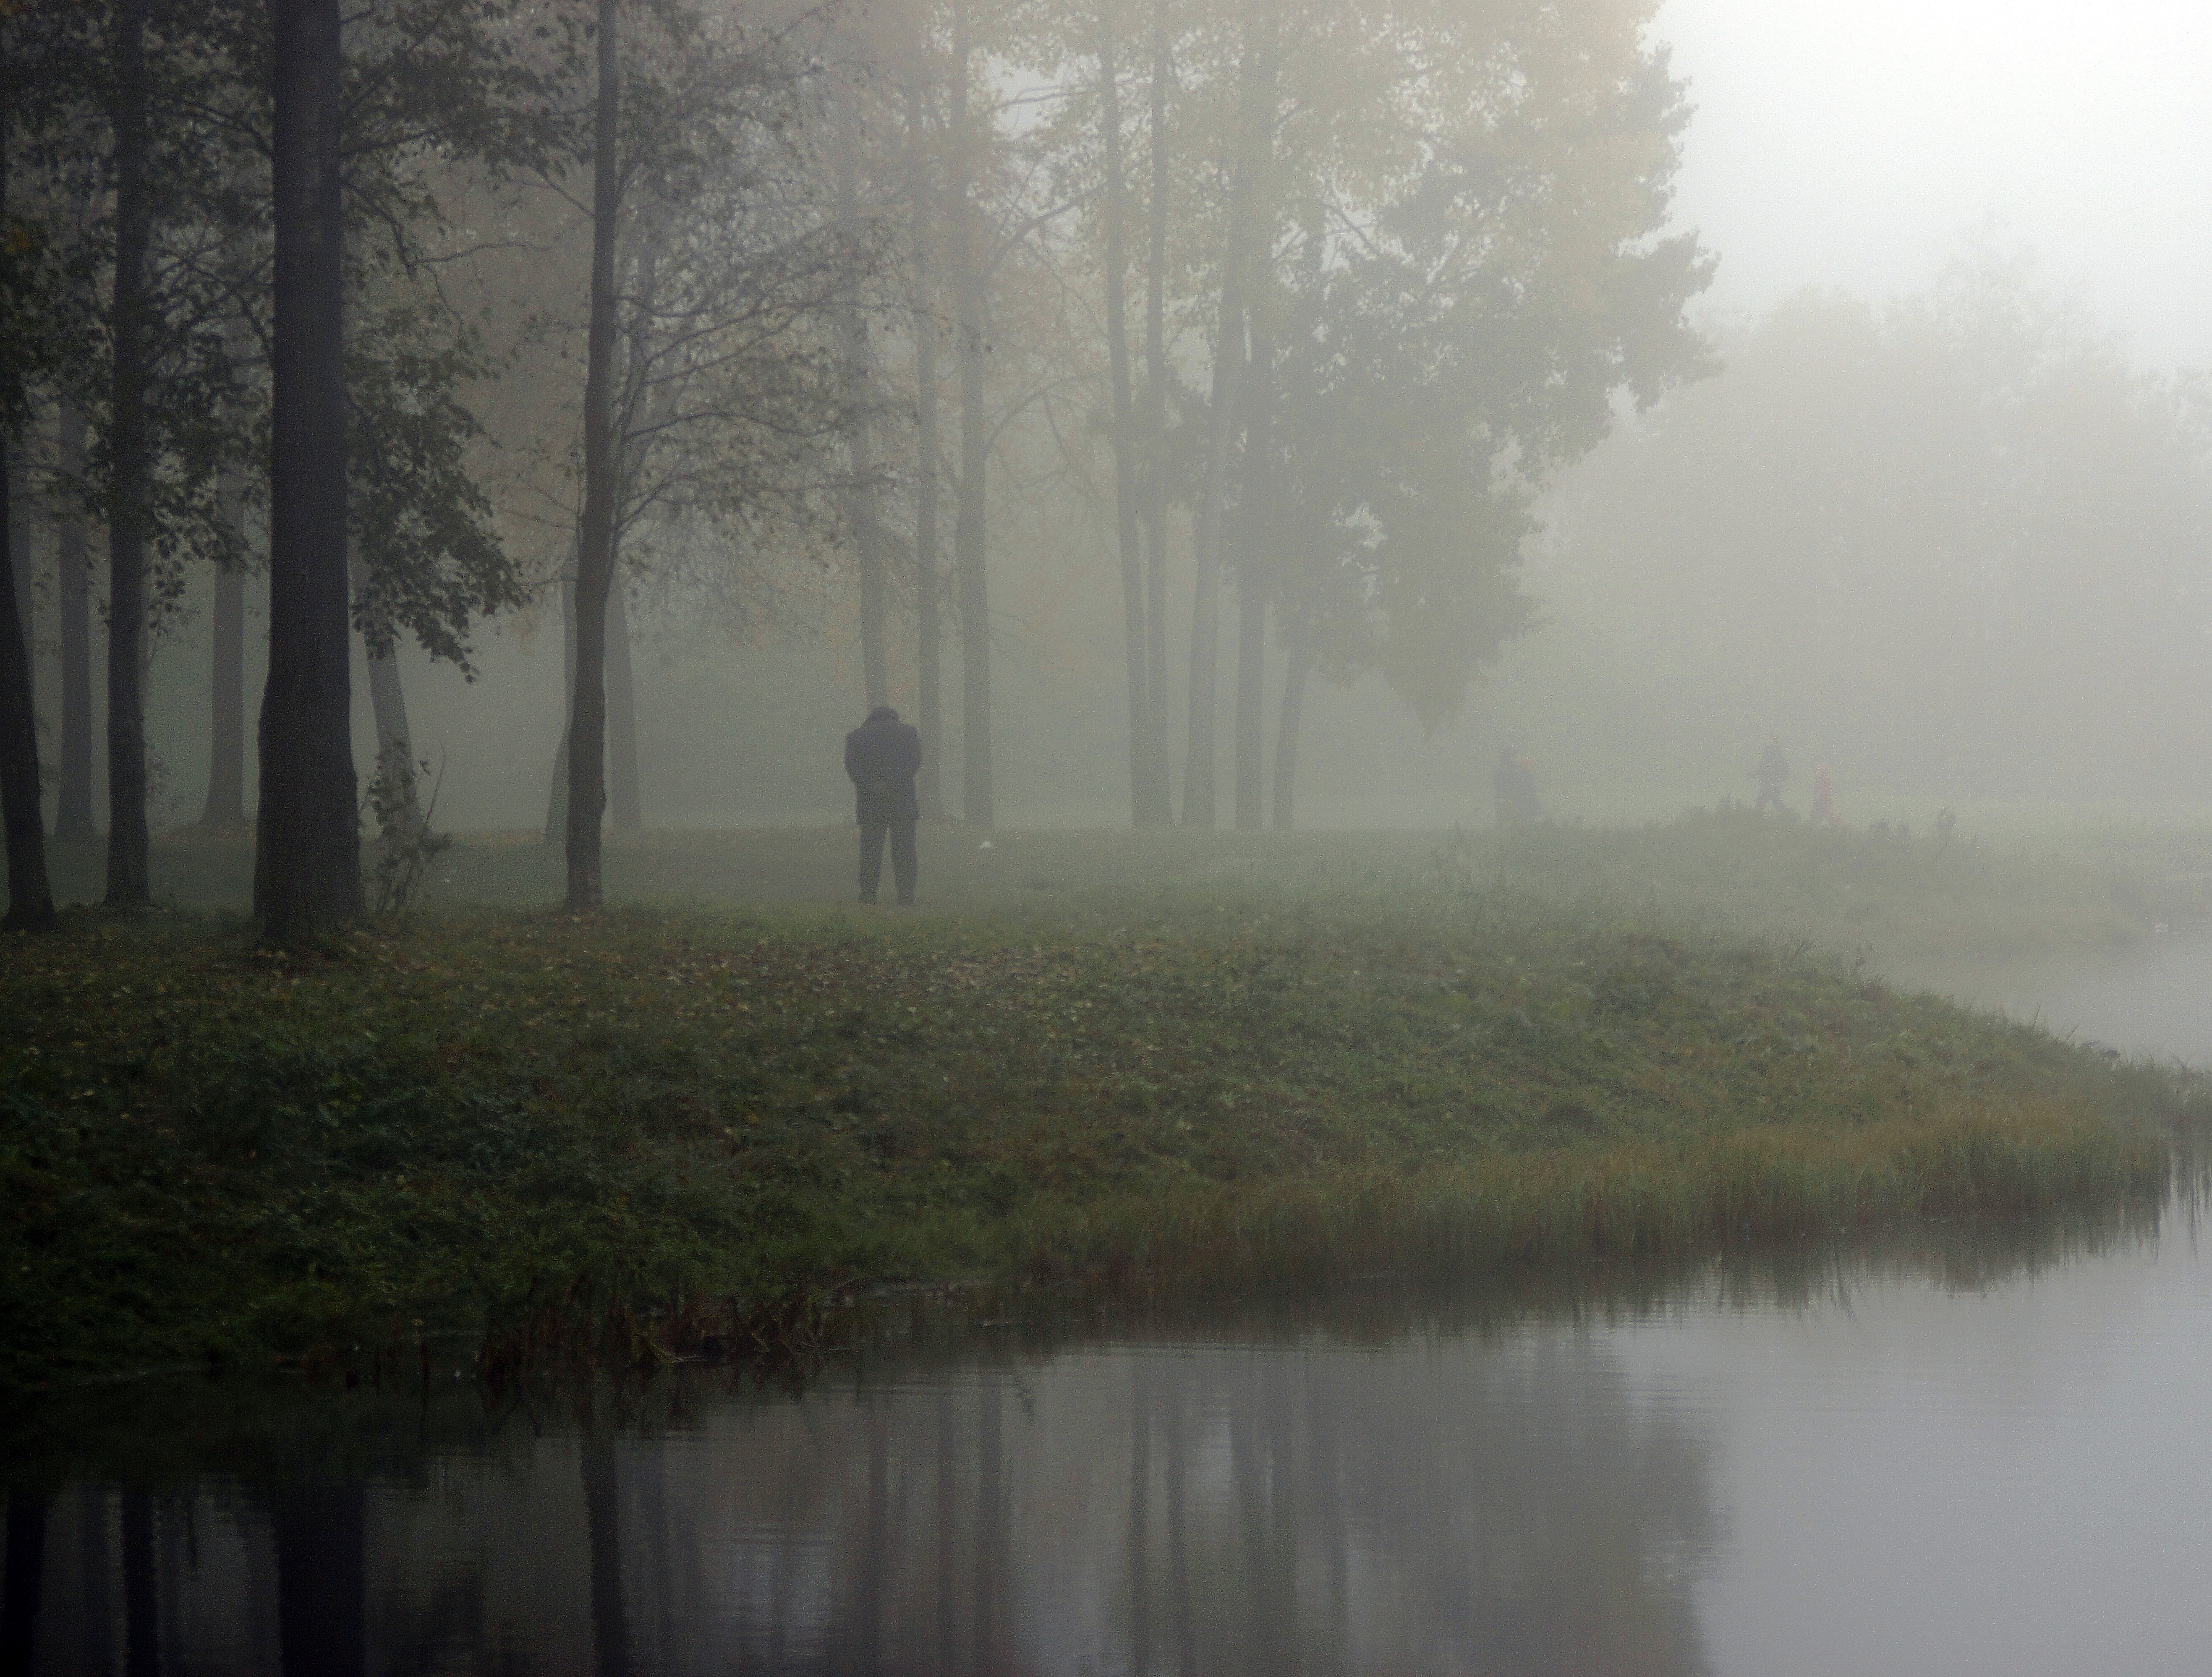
0;1334;1719;1674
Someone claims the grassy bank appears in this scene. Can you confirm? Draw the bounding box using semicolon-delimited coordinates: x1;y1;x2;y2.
4;883;2199;1390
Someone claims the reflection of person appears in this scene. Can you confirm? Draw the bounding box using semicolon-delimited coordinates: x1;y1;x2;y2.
845;705;922;904
1495;747;1544;825
1754;736;1789;814
1812;762;1837;827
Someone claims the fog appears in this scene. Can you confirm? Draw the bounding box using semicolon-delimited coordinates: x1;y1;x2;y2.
12;0;2212;858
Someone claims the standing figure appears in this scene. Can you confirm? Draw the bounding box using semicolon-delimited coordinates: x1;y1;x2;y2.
845;705;922;904
1753;735;1789;814
1812;762;1837;827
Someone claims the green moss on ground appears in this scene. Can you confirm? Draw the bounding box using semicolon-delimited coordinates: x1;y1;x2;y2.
3;882;2199;1391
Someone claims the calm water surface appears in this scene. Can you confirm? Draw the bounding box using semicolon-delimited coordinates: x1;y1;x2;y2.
9;950;2212;1676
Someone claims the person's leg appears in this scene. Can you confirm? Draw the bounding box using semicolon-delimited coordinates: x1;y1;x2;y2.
859;820;886;902
892;820;918;904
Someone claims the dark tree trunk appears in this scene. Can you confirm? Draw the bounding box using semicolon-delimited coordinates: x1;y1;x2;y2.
201;562;248;826
902;61;944;820
0;444;54;930
6;439;26;669
0;70;56;930
581;1433;631;1677
1232;316;1276;830
607;566;639;831
949;0;992;828
54;394;94;844
1182;28;1269;829
257;0;362;938
105;0;153;906
546;569;575;844
1271;630;1311;830
835;85;889;712
565;0;621;909
0;1491;49;1672
274;1484;366;1677
203;448;251;829
1142;2;1174;821
1098;12;1160;829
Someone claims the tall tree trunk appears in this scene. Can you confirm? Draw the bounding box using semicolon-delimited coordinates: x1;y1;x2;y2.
55;394;95;844
0;452;51;928
105;0;153;906
1181;25;1268;828
903;58;944;820
274;1484;366;1677
835;84;889;712
0;59;56;930
546;569;575;844
1142;1;1173;821
1098;10;1158;828
565;0;621;909
607;564;640;831
949;0;993;828
201;558;247;826
6;433;27;669
1270;629;1310;830
203;429;249;833
1232;318;1276;829
258;0;362;938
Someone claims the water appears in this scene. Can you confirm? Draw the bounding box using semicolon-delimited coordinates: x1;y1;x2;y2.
9;949;2212;1676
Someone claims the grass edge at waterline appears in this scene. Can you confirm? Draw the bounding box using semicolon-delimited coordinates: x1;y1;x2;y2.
997;1098;2176;1294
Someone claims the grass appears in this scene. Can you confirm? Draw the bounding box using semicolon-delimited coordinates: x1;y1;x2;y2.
4;851;2203;1392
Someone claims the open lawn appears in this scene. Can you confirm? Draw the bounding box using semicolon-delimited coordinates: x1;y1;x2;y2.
5;823;2204;1390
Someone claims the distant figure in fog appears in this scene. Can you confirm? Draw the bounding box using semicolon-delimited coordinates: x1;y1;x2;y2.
1495;747;1544;826
1754;735;1789;814
1812;762;1838;827
845;705;922;904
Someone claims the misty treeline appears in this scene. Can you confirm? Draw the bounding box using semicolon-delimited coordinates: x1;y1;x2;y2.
0;0;1713;933
1502;253;2212;808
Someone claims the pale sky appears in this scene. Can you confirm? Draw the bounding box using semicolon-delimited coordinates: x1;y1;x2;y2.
1653;0;2212;367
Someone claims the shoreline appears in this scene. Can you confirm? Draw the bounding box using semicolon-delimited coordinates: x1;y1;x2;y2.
5;874;2203;1392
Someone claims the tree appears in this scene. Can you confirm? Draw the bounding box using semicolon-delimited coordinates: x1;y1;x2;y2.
1517;259;2212;801
257;0;362;938
1093;0;1166;825
566;0;622;910
102;0;154;904
558;0;848;906
947;0;995;827
0;34;61;931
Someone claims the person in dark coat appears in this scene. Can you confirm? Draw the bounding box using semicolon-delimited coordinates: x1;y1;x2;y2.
1754;735;1789;814
845;705;922;904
